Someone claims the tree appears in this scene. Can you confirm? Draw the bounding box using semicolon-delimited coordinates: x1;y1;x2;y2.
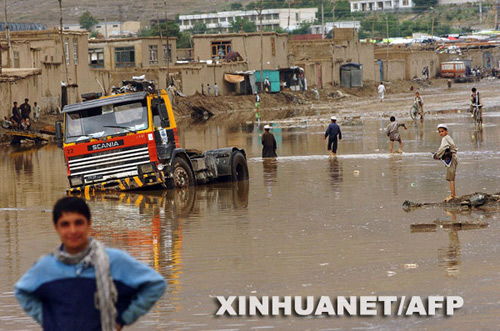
230;3;243;10
230;17;257;32
79;11;98;31
139;21;180;38
412;0;438;12
290;22;311;34
177;31;192;48
191;22;208;34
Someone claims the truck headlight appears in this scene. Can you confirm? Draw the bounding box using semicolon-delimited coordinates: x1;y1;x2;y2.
69;175;83;187
138;163;155;175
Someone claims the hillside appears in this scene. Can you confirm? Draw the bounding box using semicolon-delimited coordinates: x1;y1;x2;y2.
6;0;252;27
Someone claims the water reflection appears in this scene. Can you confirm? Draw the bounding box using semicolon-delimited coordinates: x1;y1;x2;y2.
262;159;278;197
328;157;343;188
471;127;484;148
388;155;403;195
410;210;489;277
8;145;46;175
76;182;249;311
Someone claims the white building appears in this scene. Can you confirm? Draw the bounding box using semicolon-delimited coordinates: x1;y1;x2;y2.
179;8;318;32
63;24;86;31
93;21;142;38
310;21;361;34
349;0;413;12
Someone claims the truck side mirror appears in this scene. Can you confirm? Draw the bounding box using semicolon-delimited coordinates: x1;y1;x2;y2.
158;102;170;128
55;121;63;148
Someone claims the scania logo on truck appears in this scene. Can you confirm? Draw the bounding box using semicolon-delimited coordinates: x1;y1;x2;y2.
87;140;124;151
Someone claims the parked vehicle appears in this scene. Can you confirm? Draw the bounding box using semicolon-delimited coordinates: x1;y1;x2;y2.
56;79;248;194
440;61;473;83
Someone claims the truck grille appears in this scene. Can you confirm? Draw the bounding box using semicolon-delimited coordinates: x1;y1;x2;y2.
68;144;151;183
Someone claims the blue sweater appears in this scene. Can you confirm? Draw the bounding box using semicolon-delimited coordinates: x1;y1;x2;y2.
325;123;342;140
15;248;166;331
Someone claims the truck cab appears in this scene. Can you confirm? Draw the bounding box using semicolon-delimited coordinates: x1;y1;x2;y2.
58;80;248;194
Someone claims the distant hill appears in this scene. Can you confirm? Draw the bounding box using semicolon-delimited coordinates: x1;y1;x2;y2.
5;0;252;27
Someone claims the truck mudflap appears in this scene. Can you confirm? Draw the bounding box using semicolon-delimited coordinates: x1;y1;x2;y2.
67;172;164;195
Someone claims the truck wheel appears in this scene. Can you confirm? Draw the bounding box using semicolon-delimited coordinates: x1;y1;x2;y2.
230;151;249;181
172;157;194;188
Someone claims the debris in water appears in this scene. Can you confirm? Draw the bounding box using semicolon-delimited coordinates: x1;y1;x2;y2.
404;263;418;269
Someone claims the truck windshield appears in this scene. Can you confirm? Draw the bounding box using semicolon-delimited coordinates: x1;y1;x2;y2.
65;101;148;143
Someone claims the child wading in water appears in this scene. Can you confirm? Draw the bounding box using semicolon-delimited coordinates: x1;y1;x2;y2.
433;124;458;202
385;116;407;153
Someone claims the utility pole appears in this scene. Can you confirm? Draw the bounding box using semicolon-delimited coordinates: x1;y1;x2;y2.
3;0;13;68
496;0;500;30
287;0;291;31
321;0;325;38
258;0;264;93
479;1;482;24
58;0;69;84
164;0;169;87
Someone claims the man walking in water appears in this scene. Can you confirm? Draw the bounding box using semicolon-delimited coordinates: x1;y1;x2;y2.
378;82;386;102
433;124;458;202
325;116;342;157
262;125;277;158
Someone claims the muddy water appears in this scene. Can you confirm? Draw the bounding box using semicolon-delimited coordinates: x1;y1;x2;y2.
1;110;499;330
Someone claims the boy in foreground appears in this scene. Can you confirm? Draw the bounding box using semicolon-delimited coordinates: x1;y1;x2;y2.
433;124;458;202
15;197;166;331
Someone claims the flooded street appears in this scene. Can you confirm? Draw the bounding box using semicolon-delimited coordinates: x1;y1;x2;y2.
1;108;499;329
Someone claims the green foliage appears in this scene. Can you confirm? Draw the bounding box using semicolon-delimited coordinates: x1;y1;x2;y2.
139;21;180;38
177;31;192;48
191;22;208;34
230;17;257;32
334;1;351;19
89;31;99;39
290;22;311;34
230;3;243;10
358;13;460;39
79;11;98;31
413;0;438;12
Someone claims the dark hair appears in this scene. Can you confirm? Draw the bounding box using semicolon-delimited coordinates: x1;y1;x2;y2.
471;87;476;92
53;197;91;225
390;116;395;121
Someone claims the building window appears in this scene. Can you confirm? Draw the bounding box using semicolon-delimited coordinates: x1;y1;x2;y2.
295;13;299;21
353;3;358;9
64;39;70;65
385;1;391;6
112;24;119;28
13;51;20;68
220;17;227;22
163;44;171;63
273;13;279;19
88;48;104;68
211;41;231;59
115;46;135;67
73;38;79;65
378;1;383;9
149;45;158;64
402;0;409;5
96;25;102;28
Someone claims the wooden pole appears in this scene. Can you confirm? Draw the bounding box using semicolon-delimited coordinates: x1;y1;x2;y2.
58;0;69;84
3;0;13;68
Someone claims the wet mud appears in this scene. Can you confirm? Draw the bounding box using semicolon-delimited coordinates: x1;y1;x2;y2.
403;192;500;211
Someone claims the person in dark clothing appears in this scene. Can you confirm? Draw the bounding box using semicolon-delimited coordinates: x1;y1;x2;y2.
20;98;31;120
12;101;22;126
325;116;342;156
262;125;277;158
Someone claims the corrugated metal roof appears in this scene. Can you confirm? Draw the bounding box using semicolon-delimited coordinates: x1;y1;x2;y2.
0;22;47;31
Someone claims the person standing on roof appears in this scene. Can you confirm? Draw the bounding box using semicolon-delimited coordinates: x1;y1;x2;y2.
15;197;166;331
262;125;277;158
378;82;386;102
325;116;342;157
